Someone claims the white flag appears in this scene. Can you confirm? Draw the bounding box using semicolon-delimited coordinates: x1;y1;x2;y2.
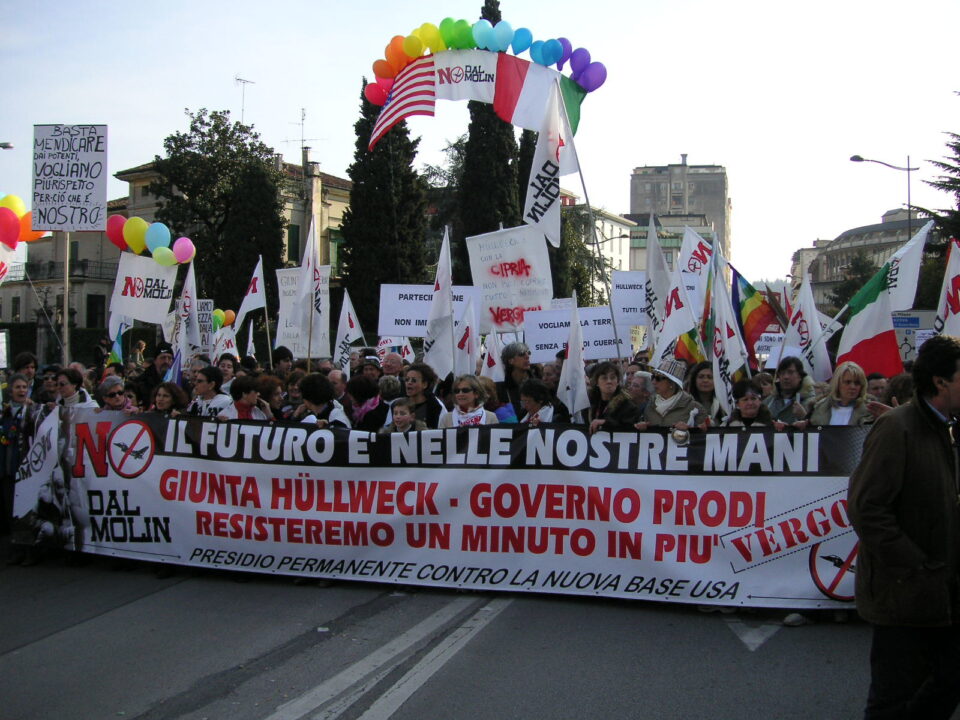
523;80;580;247
13;408;61;518
422;228;455;378
296;221;331;357
212;326;239;363
887;219;933;312
651;266;701;367
642;215;671;348
935;238;960;336
480;331;505;382
711;256;750;418
246;322;256;359
108;312;133;341
235;256;266;331
377;336;415;363
678;226;713;314
781;274;832;382
180;262;201;351
454;297;479;376
333;289;364;379
557;292;590;418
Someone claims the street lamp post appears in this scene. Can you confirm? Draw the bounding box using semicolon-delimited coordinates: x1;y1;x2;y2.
850;154;920;238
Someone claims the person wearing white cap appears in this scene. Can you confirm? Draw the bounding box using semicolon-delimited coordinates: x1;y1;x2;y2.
635;359;705;430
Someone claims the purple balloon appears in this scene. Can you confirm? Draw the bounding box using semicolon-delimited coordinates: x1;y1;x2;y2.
579;61;607;92
569;47;591;77
557;37;573;70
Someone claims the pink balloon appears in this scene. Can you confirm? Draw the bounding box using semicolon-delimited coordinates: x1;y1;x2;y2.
106;214;127;250
376;75;394;92
0;207;19;250
172;236;196;263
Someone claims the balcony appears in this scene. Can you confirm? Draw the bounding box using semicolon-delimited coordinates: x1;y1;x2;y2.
6;260;120;283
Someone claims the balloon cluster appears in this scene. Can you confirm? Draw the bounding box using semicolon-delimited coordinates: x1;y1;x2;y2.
0;194;47;250
105;215;196;266
364;17;606;106
212;308;235;332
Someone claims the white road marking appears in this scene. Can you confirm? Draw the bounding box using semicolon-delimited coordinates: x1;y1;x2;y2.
723;617;782;651
263;596;478;720
354;598;513;720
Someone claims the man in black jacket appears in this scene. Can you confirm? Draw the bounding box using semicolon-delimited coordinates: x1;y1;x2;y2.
848;334;960;719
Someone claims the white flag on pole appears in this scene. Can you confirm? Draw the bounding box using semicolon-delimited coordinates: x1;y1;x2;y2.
651;266;700;367
522;80;580;247
235;256;266;331
557;292;590;418
480;331;505;382
333;289;364;379
422;228;455;378
246;322;256;359
297;221;331;357
642;215;671;348
454;297;479;376
887;219;933;311
935;238;960;336
181;262;202;351
781;274;833;382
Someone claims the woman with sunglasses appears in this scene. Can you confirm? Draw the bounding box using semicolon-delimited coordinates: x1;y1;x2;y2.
55;368;99;409
635;360;705;431
440;374;498;427
185;367;232;418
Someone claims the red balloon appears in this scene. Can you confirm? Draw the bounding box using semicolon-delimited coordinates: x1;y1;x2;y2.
106;214;128;250
364;83;387;106
376;75;394;92
0;207;19;250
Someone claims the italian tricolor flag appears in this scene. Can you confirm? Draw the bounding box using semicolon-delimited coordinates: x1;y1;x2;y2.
493;54;586;134
836;263;903;377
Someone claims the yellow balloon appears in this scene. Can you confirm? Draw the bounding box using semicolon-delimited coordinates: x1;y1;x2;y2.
0;194;26;218
420;22;444;52
123;217;149;254
402;34;424;58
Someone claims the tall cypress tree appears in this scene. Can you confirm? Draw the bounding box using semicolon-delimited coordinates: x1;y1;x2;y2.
340;81;429;333
455;0;520;283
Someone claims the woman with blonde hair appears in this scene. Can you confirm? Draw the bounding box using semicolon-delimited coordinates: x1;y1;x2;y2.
440;374;498;427
806;361;873;427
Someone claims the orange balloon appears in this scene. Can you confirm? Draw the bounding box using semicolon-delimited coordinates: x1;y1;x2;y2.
224;309;236;327
373;58;396;79
19;211;46;242
386;35;409;72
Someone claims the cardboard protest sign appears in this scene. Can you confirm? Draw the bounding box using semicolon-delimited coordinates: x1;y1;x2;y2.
525;306;630;363
32;124;108;231
611;270;648;328
378;285;480;337
466;225;552;333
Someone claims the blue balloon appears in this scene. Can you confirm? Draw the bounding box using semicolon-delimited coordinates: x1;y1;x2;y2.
511;27;533;54
493;21;513;52
543;39;563;66
529;40;545;65
472;19;494;50
145;222;171;253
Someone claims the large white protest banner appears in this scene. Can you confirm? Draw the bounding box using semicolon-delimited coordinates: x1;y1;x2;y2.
109;253;177;324
32;124;108;231
434;49;498;103
378;285;481;337
611;270;648;328
525;306;630;363
466;225;552;333
23;410;867;611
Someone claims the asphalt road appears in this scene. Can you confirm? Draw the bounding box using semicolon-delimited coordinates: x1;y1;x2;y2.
0;547;894;720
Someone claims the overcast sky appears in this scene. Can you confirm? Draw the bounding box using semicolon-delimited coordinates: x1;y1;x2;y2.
2;0;957;282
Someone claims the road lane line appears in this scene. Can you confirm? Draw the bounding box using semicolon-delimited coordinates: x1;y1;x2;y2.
263;596;478;720
354;598;513;720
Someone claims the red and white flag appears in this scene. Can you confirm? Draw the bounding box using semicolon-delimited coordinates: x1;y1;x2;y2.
368;56;436;151
935;238;960;336
480;331;505;383
235;256;266;331
454;297;479;376
783;275;834;382
333;289;364;379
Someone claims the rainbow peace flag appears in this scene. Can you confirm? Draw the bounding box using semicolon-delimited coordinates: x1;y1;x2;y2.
730;267;778;367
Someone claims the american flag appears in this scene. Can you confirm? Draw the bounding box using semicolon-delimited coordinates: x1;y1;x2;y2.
368;56;436;151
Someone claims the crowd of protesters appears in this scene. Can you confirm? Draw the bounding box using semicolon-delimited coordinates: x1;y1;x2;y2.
0;337;909;583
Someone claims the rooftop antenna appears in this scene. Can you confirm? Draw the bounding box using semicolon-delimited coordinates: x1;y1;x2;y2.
235;75;255;123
